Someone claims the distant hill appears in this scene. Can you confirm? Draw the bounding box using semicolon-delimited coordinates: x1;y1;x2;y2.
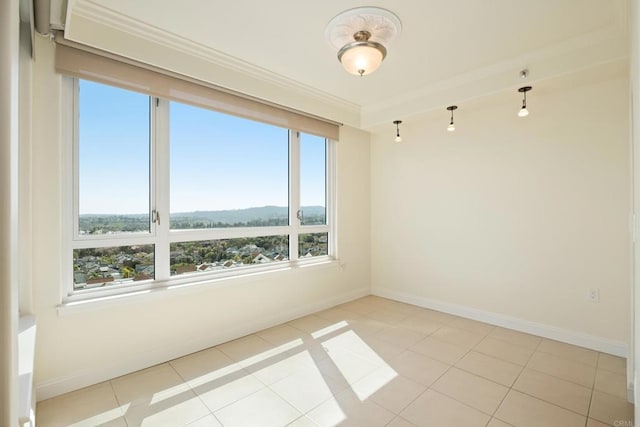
171;205;325;224
79;205;326;234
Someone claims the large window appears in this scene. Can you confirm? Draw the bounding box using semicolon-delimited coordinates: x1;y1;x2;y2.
67;79;334;298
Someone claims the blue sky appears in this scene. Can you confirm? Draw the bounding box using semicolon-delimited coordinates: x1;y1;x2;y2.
79;80;326;215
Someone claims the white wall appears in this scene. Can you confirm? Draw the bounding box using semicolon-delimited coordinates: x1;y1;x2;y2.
371;67;631;353
1;0;20;424
31;36;371;400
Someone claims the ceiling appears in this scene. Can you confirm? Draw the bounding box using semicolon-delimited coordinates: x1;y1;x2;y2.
55;0;629;129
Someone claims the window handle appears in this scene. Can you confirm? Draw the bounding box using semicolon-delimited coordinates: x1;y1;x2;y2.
152;210;160;225
296;210;303;222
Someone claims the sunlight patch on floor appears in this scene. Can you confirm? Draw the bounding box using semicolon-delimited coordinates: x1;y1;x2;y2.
68;404;130;427
311;320;349;339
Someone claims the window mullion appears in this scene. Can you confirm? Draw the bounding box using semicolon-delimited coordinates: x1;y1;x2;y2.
327;138;337;259
168;226;293;243
61;77;76;299
289;130;301;262
71;78;80;241
154;98;171;281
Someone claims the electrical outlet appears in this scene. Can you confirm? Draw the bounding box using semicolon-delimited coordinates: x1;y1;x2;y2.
588;288;600;303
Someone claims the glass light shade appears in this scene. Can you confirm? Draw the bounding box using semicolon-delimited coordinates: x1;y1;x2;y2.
447;123;455;132
394;135;402;143
339;44;385;76
518;107;529;117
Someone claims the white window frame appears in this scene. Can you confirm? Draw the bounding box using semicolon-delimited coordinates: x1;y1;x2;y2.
60;77;336;304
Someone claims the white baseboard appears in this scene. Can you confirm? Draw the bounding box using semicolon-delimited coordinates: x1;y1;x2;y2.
36;286;369;401
37;285;629;401
372;287;628;358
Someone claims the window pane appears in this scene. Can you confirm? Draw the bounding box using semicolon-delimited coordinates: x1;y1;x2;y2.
300;133;326;225
170;236;289;275
73;245;155;290
298;233;328;258
170;102;289;229
78;80;151;235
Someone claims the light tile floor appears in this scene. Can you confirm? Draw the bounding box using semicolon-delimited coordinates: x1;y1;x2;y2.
37;296;634;426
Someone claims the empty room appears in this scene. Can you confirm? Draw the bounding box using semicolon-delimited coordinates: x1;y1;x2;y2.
1;0;640;426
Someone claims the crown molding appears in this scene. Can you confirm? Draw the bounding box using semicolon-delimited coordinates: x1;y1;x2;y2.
64;0;630;131
361;18;629;128
65;0;361;127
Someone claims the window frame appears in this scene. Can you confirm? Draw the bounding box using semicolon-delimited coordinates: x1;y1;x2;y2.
61;77;337;304
71;79;158;242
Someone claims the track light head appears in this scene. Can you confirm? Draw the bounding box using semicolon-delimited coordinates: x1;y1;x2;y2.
393;120;402;142
446;105;458;132
518;86;532;118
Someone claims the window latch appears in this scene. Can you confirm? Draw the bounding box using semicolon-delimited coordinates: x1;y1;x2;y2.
152;210;160;225
296;210;303;222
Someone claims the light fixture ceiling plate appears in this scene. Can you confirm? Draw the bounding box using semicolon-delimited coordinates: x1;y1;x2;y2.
325;7;402;50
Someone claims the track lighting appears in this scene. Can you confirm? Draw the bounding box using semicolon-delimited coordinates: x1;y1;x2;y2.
518;86;532;117
393;120;402;142
446;105;458;132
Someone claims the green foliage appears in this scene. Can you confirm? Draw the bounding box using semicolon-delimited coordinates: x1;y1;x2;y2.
121;266;134;278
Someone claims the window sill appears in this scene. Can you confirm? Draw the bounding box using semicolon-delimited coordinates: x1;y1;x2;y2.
57;258;340;316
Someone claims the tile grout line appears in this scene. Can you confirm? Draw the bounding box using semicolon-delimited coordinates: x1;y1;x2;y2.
484;327;542;349
365;316;474;423
166;361;229;425
522;364;596;390
258;299;624;426
168;354;277;422
346;318;435;418
513;388;594;420
534;349;600;369
402;308;534;421
487;332;543;423
107;379;129;426
493;338;607;424
37;297;629;427
392;338;482;422
166;360;219;421
290;303;625;426
585;352;597;427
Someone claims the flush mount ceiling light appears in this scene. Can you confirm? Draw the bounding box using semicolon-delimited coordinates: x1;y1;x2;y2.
518;86;532;117
393;120;403;142
446;105;458;132
325;7;402;76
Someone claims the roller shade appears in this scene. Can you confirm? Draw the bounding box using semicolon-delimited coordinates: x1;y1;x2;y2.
54;38;340;140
